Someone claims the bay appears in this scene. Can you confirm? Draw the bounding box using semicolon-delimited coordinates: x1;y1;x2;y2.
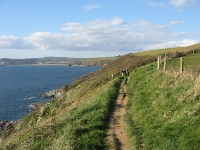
0;65;100;120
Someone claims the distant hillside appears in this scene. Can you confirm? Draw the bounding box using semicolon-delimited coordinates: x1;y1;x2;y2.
0;56;117;66
0;57;87;65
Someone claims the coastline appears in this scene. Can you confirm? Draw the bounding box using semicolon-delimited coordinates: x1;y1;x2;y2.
4;64;98;67
0;102;45;136
0;65;101;134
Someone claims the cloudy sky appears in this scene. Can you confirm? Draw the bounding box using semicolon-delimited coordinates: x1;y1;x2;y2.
0;0;200;58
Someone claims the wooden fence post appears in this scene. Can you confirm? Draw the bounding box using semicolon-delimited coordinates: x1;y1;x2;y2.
164;57;166;72
157;56;160;70
180;57;183;74
159;55;162;65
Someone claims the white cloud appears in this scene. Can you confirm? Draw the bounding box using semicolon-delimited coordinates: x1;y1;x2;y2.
83;5;101;10
60;18;174;51
169;0;196;7
148;2;165;7
24;32;87;50
0;36;33;49
144;39;200;50
0;18;198;54
177;39;200;46
169;20;185;25
110;17;125;25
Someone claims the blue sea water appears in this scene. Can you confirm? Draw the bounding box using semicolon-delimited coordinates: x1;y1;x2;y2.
0;65;100;121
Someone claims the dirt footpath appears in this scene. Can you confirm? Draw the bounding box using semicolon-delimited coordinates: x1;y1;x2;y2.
107;77;131;150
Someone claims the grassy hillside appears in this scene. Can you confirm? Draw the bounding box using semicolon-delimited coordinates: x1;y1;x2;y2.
83;56;117;62
1;44;200;149
0;54;155;150
81;57;117;66
125;52;200;149
0;76;123;149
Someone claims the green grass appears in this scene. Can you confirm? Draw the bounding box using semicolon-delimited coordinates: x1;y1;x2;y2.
164;52;200;72
125;62;200;149
64;76;123;149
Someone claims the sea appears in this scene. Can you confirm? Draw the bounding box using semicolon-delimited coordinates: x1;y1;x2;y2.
0;65;101;121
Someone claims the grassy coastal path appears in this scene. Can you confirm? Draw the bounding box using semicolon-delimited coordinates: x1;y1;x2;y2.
107;77;131;150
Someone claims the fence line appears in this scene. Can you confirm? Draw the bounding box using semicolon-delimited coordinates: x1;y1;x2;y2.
157;47;200;74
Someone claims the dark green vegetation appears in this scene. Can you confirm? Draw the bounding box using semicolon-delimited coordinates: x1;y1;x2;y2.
125;52;200;149
1;44;200;149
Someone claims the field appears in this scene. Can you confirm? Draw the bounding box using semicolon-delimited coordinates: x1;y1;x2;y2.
165;52;200;72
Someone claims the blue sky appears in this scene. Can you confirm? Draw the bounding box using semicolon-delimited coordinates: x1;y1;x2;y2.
0;0;200;58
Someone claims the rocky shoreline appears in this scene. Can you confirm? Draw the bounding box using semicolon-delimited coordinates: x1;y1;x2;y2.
0;88;66;136
0;120;17;136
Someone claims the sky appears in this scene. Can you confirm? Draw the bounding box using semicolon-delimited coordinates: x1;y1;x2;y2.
0;0;200;58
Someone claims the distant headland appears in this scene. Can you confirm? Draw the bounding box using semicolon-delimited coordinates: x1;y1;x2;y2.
0;56;117;66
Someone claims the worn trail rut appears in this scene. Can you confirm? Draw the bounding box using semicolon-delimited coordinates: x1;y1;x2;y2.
107;77;131;150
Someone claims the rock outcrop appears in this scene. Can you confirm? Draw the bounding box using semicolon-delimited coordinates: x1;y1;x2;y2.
0;120;17;135
41;89;62;98
41;85;68;98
